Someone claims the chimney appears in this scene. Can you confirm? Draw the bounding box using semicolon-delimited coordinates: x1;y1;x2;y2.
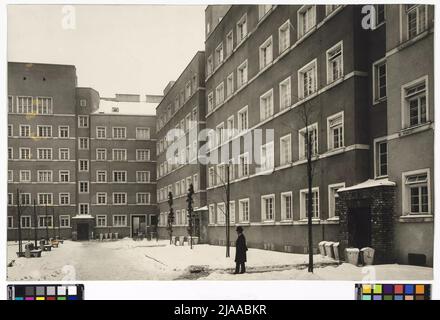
145;94;164;103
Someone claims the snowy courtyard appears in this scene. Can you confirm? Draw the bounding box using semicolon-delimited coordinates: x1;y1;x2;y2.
7;239;433;281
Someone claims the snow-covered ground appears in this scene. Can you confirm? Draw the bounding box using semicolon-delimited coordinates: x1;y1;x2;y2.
7;239;433;281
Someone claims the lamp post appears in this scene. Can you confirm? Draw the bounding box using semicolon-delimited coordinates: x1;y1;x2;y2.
33;199;38;248
16;189;23;256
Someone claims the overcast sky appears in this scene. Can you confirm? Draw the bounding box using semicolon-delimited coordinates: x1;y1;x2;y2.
7;5;206;97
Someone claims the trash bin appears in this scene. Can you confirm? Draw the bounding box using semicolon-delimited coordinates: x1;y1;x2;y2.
171;236;176;245
360;247;375;265
179;236;185;246
345;248;360;266
114;233;118;240
318;241;326;256
324;242;334;258
99;233;103;241
333;242;340;261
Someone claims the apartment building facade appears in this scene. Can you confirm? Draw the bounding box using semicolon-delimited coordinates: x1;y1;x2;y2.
201;4;434;265
7;62;159;241
156;52;208;241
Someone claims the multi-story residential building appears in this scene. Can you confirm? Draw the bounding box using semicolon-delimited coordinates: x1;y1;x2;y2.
156;51;208;241
7;62;159;241
199;4;434;266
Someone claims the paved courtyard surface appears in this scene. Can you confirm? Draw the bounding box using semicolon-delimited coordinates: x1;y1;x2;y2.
7;239;432;281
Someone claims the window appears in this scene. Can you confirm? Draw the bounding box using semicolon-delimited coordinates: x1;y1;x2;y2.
279;77;291;110
59;126;69;138
96;148;107;161
216;122;225;146
327;41;343;83
78;115;89;128
226;73;234;97
258;5;272;19
217;164;226;185
373;59;387;102
227;115;235;139
238;153;249;177
239;198;250;222
185;81;192;100
229;201;236;224
136;171;150;182
237;60;248;88
325;5;340;16
193;174;199;191
299;123;318;159
79;181;89;193
209;204;216;224
298;5;316;38
60;216;70;228
96;193;107;205
113;171;127;183
259;36;273;70
237;14;247;44
96;127;106;139
8;170;13;182
226;30;234;56
39;216;53;228
8;96;13;113
36;97;52;114
20;170;31;182
300;188;319;219
375;139;388;177
96;170;107;183
279;20;290;53
280;134;292;166
373;4;385;28
208;167;215;187
112;127;126;139
406;5;427;40
21;216;31;228
281;192;293;220
403;77;428;128
215;43;224;66
80;99;87;107
79;203;89;215
327;112;344;150
136;149;150;161
136;128;150;140
137;193;150;204
260;142;274;171
113;193;127;205
260;89;274;121
238;106;248;132
328;183;345;219
37;125;52;137
215;82;225;106
207;55;214;76
298;59;317;98
38;193;53;205
261;195;275;221
20;148;31;160
37;148;52;160
59;193;70;205
78;137;89;150
8;194;13;206
20;125;30;137
207;91;214;112
113;215;127;227
217;203;226;225
59;170;70;182
16;96;33;114
96;215;107;227
20;193;31;206
403;169;430;215
8;147;13;160
59;148;70;160
112;149;127;161
8;124;13;137
79;159;89;172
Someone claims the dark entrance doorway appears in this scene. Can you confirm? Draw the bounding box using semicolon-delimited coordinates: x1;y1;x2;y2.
131;215;146;237
77;223;89;240
348;206;372;249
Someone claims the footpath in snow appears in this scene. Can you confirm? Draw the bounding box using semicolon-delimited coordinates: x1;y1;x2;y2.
7;238;433;281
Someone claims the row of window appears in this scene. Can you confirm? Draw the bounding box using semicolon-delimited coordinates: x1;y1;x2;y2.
8;169;151;184
157;142;198;178
157;75;199;131
7;192;152;206
157;173;199;202
8;147;151;162
158;209;190;227
7;214;135;229
8;96;53;115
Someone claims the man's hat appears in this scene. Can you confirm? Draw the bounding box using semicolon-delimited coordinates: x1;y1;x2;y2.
236;226;243;233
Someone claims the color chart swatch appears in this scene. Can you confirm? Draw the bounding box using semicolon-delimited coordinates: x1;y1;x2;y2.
7;284;84;300
355;284;431;300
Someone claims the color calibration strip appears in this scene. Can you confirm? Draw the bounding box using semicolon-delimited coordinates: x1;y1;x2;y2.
355;284;431;301
7;284;84;300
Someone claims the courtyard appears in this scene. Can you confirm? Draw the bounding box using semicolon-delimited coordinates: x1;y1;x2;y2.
7;238;433;281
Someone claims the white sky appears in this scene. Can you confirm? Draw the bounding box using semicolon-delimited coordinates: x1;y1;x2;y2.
7;5;206;97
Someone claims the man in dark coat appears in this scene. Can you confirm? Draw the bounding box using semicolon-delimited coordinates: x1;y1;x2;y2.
234;226;248;274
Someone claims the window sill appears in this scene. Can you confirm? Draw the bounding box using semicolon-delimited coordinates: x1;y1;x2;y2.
372;97;387;106
296;219;321;225
400;122;433;137
399;214;433;223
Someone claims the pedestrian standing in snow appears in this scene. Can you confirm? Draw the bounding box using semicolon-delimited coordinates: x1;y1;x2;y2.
234;226;248;274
